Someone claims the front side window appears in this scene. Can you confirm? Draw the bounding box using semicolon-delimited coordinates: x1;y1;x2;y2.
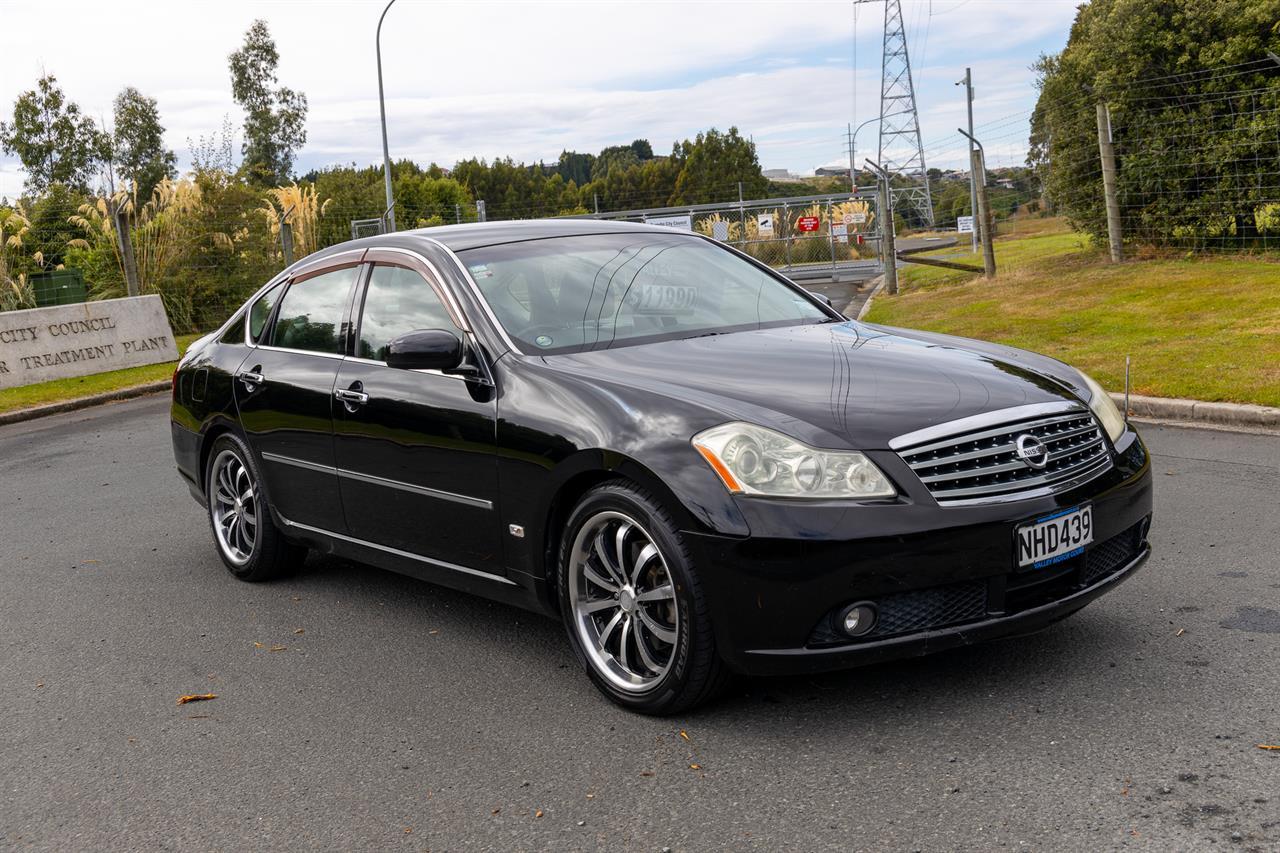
271;267;357;354
357;264;461;361
248;282;284;343
458;233;829;354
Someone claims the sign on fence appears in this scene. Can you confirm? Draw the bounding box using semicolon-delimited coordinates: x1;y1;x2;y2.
957;215;975;234
832;224;848;244
645;214;693;231
757;213;775;237
0;295;178;391
797;216;821;233
844;212;867;226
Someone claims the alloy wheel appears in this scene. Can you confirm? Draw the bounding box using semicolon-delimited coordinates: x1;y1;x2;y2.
569;511;680;692
210;448;258;566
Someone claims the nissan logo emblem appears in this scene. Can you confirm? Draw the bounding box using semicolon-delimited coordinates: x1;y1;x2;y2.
1015;434;1050;469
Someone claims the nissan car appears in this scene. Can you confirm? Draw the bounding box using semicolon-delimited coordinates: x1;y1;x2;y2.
170;219;1153;714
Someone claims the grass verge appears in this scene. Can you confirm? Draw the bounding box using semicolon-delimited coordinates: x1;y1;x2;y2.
0;333;202;415
866;220;1280;408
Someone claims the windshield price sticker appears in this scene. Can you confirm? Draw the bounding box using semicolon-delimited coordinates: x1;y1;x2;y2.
628;284;697;315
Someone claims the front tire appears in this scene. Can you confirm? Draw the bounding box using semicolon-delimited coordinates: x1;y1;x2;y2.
558;482;729;714
205;433;306;582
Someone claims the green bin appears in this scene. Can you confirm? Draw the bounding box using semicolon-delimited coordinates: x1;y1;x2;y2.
30;269;87;307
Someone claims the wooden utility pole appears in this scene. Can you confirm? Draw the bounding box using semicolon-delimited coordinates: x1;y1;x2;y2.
877;175;898;295
1096;103;1123;262
971;148;996;279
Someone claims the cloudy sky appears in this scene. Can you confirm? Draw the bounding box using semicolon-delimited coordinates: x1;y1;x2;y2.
0;0;1081;199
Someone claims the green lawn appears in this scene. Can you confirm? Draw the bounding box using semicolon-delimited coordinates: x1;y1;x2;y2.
867;220;1280;408
0;333;202;415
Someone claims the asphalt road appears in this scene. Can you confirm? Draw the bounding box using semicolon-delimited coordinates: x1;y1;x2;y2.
2;395;1278;852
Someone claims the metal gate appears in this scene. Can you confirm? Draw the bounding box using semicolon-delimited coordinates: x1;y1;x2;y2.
580;192;882;276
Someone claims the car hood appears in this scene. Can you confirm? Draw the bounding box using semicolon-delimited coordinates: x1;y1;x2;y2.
533;321;1091;449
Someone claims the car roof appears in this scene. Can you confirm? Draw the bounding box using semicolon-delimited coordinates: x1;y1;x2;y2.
310;218;697;260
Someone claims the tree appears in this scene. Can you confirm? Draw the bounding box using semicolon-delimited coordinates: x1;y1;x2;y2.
672;127;767;204
0;74;103;194
228;20;308;186
109;87;176;202
591;145;641;181
1029;0;1280;246
629;139;654;160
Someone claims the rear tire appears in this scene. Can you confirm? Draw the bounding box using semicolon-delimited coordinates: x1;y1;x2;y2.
204;433;306;582
557;481;730;714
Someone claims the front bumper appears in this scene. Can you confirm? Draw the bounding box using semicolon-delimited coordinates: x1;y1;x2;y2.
683;431;1154;676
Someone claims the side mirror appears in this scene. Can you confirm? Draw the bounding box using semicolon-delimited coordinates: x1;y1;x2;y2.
385;329;464;371
806;289;834;309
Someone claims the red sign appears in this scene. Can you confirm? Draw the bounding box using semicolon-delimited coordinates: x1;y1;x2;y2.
797;216;821;232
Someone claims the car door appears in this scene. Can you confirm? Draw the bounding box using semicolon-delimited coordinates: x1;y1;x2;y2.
235;257;362;533
332;251;503;575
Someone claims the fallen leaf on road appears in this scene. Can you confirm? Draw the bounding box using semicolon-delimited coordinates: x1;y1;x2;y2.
82;559;99;564
429;629;440;635
690;763;702;770
1176;628;1185;637
293;628;304;635
534;809;544;819
1258;744;1280;750
679;730;690;741
269;645;287;652
492;808;500;815
253;642;264;649
639;771;654;777
403;828;412;834
177;693;217;705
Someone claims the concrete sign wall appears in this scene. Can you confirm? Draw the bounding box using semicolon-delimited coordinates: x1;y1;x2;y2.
0;295;178;390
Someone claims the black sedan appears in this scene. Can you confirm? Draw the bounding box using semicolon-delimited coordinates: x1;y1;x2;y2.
170;219;1153;714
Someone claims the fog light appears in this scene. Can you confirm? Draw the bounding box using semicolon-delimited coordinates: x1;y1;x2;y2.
840;602;878;637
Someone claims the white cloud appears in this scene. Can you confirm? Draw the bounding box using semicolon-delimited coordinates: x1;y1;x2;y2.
0;0;1079;198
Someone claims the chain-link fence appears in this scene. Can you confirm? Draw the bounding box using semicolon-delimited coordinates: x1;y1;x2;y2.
581;192;882;273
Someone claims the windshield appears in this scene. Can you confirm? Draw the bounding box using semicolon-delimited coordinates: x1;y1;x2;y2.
458;232;830;354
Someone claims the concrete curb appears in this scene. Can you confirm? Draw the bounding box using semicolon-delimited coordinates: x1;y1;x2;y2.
852;275;886;320
1109;392;1280;432
0;381;169;427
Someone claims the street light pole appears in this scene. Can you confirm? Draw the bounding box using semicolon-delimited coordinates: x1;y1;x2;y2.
847;110;910;194
956;68;978;252
376;0;397;232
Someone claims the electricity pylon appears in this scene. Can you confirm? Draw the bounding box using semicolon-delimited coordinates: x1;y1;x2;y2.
854;0;934;228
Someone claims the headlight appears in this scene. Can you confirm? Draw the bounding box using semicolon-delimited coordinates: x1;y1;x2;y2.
692;422;896;499
1079;371;1126;442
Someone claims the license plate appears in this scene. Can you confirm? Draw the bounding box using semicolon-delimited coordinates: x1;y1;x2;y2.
1016;505;1093;569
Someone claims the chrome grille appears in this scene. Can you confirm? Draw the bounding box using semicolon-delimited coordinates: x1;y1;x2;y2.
892;402;1114;505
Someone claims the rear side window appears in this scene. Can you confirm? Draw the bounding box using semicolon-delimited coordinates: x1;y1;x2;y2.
356;264;461;361
219;315;246;344
271;267;358;354
249;282;284;343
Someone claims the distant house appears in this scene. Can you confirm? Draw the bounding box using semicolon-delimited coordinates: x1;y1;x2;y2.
814;166;850;177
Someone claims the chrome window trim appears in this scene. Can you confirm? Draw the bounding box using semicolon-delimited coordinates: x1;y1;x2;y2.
889;401;1087;451
419;235;525;355
342;354;474;385
260;451;493;510
252;344;346;360
277;516;515;586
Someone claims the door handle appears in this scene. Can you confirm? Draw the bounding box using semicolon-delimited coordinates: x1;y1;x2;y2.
236;369;264;392
335;382;369;411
